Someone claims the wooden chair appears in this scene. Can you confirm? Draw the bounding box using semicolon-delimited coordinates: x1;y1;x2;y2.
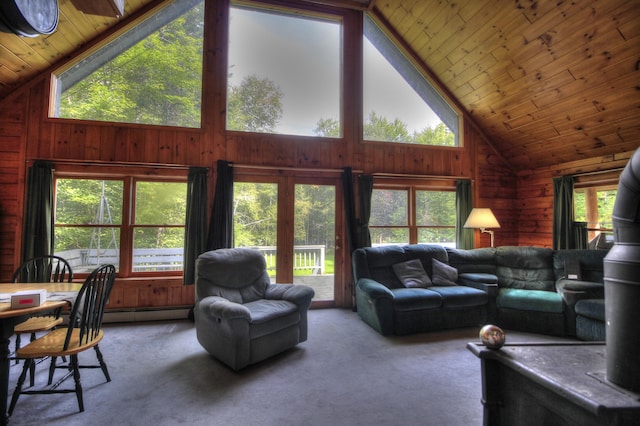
11;255;73;385
9;264;116;415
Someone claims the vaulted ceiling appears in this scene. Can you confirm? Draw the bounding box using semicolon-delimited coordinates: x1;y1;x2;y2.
0;0;638;171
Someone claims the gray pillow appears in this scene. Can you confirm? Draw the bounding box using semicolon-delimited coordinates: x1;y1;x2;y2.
392;259;432;288
431;258;458;286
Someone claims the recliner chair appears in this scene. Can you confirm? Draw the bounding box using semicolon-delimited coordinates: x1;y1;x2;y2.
194;248;314;371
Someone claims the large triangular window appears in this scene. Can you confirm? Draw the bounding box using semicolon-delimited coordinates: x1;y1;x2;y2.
50;0;204;129
363;14;459;146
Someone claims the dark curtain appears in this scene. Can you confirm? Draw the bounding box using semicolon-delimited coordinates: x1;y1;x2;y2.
342;167;358;255
456;179;474;249
22;160;54;262
553;175;575;249
358;175;373;248
573;221;588;249
206;160;233;250
183;167;208;285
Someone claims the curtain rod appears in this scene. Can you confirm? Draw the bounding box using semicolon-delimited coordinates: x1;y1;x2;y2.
230;163;363;174
572;167;624;178
29;159;202;171
372;172;471;181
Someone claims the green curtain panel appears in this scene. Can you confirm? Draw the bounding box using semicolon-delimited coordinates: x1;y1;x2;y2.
183;167;208;285
553;175;575;250
456;179;474;249
22;160;55;262
206;160;233;250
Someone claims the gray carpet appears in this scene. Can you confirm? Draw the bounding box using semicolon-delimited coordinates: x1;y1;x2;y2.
5;309;559;426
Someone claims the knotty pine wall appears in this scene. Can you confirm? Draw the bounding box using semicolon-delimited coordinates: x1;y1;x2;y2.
0;0;625;310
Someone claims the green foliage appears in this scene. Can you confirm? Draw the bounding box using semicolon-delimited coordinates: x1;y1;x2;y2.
58;4;204;128
227;74;284;132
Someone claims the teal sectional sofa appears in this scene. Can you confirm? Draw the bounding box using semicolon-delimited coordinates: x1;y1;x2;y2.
353;244;607;338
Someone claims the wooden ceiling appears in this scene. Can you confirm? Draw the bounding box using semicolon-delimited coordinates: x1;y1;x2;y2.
0;0;638;171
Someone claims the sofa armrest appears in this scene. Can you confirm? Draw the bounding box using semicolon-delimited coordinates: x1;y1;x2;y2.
265;283;315;307
196;296;251;321
458;273;499;296
356;278;394;300
555;279;604;307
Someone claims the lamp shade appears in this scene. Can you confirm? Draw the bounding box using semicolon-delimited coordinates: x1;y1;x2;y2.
464;208;500;229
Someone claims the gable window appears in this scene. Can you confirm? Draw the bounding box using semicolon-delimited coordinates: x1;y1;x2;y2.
370;185;456;246
363;14;459;146
227;4;342;137
50;0;204;128
54;175;187;277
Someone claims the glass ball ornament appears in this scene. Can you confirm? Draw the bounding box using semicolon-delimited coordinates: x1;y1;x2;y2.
479;324;506;349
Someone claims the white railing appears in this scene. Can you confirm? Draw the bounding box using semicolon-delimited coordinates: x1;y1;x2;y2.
56;245;326;274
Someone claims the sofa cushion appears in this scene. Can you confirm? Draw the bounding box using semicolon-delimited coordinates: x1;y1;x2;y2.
575;299;605;321
428;286;488;308
497;288;564;313
496;246;555;291
431;258;458;286
391;288;442;311
552;249;608;283
458;272;499;284
392;259;432;288
446;247;497;274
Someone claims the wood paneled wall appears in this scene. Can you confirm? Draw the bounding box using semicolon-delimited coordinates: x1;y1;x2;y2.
0;0;626;310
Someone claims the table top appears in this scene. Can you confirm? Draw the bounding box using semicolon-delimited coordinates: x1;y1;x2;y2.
467;341;640;415
0;282;82;319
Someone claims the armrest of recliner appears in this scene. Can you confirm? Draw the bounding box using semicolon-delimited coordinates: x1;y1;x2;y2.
457;273;499;297
265;284;314;307
197;296;251;321
555;279;604;307
356;278;394;299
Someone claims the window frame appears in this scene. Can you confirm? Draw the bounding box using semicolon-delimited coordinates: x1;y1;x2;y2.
369;179;457;246
53;164;188;279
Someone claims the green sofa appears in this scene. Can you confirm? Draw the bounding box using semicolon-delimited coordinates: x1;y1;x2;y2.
353;244;607;338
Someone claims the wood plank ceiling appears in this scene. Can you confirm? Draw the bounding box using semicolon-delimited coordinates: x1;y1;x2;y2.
0;0;638;172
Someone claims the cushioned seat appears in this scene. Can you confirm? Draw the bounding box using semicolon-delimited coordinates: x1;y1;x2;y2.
497;288;564;313
428;286;488;308
575;299;605;341
195;248;314;370
391;288;442;311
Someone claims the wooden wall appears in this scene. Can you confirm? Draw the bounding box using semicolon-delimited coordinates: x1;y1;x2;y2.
0;0;626;310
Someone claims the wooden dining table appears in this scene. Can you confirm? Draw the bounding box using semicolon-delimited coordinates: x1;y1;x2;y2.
0;282;81;425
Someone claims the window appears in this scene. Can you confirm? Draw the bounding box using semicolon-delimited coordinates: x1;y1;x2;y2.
54;177;187;276
363;14;459;146
370;186;456;246
51;1;204;128
227;4;342;137
574;185;617;246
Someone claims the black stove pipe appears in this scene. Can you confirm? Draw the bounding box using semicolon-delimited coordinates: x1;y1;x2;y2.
604;147;640;392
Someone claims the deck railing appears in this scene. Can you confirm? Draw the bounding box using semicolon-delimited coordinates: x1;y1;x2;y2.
56;245;326;274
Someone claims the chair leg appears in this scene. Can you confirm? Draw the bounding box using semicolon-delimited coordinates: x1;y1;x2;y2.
94;345;111;382
13;334;21;365
9;359;32;416
47;356;58;385
70;355;84;413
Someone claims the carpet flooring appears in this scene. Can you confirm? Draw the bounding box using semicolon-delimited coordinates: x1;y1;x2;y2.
5;308;559;426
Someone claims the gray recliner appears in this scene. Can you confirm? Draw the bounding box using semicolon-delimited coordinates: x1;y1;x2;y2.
194;248;315;370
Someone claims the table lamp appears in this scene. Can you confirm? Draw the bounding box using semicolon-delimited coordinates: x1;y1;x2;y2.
464;208;501;247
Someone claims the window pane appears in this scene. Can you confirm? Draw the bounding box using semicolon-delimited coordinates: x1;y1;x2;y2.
135;182;187;225
55;179;123;225
370;228;409;246
418;228;455;247
370;189;408;226
53;1;204;128
228;6;342;137
55;228;121;273
416;191;455;226
294;184;335;301
363;15;457;145
234;182;278;279
133;228;184;272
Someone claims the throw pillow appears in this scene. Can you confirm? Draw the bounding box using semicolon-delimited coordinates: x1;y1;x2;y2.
431;258;458;286
392;259;432;288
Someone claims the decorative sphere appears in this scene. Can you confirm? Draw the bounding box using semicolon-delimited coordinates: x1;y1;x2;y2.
479;324;506;349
